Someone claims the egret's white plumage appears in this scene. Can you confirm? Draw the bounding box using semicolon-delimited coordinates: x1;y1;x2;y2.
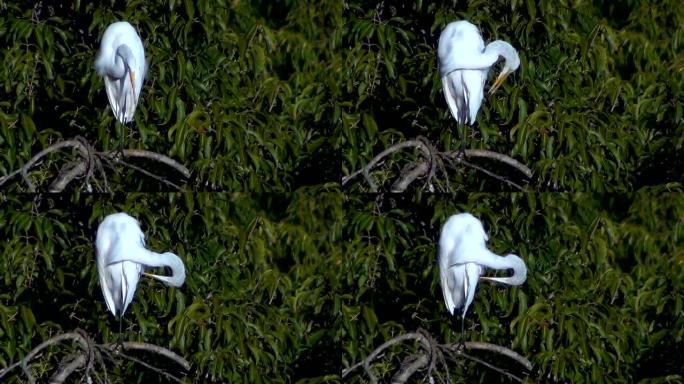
95;212;185;323
438;213;527;335
438;20;520;127
95;21;147;124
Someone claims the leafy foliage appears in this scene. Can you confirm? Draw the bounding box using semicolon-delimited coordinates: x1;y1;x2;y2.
341;0;684;191
0;188;342;382
0;0;342;191
342;191;684;382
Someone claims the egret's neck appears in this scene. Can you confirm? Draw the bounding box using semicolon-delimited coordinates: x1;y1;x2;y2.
115;248;186;287
110;44;136;78
484;40;520;73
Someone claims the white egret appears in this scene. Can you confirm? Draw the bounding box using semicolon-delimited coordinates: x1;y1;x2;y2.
94;21;147;152
438;213;527;341
95;212;185;343
438;20;520;153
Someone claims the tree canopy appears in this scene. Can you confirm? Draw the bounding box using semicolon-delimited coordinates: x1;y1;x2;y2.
1;0;683;383
342;0;683;191
1;0;341;191
0;189;342;382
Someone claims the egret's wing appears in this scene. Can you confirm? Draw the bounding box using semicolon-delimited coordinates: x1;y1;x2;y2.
96;228;118;316
101;262;121;316
103;74;136;124
440;259;456;314
119;260;143;316
461;263;482;318
461;69;486;125
449;264;466;311
442;72;468;125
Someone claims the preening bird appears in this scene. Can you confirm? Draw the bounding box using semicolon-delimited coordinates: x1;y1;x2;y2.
438;20;520;152
94;21;147;126
438;213;527;339
95;212;185;342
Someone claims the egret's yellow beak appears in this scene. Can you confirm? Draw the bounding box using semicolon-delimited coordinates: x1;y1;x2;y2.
129;70;137;102
489;72;510;95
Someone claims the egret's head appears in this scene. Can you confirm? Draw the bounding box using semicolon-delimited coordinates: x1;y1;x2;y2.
144;252;186;287
488;42;520;95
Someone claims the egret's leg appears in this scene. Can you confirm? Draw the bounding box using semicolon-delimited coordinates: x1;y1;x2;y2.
459;315;466;351
114;121;125;160
116;314;123;350
456;123;466;159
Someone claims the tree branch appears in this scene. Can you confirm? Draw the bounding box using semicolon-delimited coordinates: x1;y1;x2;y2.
444;341;533;371
0;330;190;383
0;138;191;192
342;137;532;191
343;329;532;383
100;341;191;371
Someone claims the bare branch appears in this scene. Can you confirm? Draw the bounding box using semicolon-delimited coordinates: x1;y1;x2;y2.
444;341;532;371
446;149;533;178
0;330;190;383
392;353;428;384
103;149;191;178
111;350;184;383
444;156;524;190
0;331;89;380
342;137;532;191
391;162;429;192
100;341;191;371
342;332;430;381
50;354;87;384
360;139;429;192
0;138;190;192
444;348;524;383
49;161;88;192
344;330;532;383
